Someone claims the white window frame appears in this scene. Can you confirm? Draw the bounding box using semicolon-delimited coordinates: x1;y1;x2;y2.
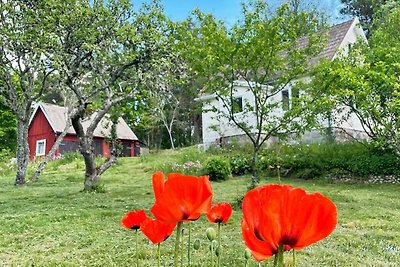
36;139;46;156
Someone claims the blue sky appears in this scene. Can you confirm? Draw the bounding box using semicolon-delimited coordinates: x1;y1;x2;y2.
133;0;348;25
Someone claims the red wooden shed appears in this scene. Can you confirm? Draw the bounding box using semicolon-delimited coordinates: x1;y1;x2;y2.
28;102;140;159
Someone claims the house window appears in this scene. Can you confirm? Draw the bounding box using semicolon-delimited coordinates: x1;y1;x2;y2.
291;87;300;108
292;87;300;99
282;90;289;111
36;139;46;156
232;96;243;114
347;43;355;55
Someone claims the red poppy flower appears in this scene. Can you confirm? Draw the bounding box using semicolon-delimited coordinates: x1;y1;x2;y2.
121;210;148;230
150;172;213;224
140;217;177;244
241;184;337;261
207;202;233;224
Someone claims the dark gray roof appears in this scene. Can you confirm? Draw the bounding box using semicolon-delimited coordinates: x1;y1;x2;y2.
297;18;356;62
31;102;138;141
322;18;355;59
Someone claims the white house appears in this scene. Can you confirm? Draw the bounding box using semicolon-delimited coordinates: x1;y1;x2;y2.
198;18;368;148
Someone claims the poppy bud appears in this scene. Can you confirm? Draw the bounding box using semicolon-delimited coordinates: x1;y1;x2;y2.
193;239;201;250
215;243;221;256
206;227;216;241
244;249;252;260
209;240;218;251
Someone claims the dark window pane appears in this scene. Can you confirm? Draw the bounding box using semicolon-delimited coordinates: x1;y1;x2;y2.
282;90;289;111
232;97;243;113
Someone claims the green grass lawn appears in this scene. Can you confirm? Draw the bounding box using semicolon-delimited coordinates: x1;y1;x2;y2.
0;149;399;266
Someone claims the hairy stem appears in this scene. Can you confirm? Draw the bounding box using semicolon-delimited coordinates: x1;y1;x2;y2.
292;249;296;267
217;223;221;267
188;221;192;266
278;244;284;267
181;227;184;267
210;240;214;267
136;229;139;267
174;222;183;267
157;243;161;267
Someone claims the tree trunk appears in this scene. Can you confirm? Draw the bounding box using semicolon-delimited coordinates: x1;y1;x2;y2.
71;111;119;191
78;136;99;191
167;128;175;149
249;145;259;190
30;127;69;182
15;119;29;185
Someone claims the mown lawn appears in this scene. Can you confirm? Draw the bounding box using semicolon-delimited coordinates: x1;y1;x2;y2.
0;149;399;266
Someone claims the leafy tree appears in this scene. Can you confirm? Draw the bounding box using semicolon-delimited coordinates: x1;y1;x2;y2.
148;74;202;149
310;7;400;154
180;1;326;188
50;0;178;191
0;0;57;185
0;103;17;152
121;71;202;150
339;0;392;37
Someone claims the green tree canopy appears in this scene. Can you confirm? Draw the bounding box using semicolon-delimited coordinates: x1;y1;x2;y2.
179;0;326;188
339;0;399;37
311;7;400;153
0;103;17;152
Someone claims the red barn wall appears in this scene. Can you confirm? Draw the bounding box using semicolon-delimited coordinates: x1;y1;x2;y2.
62;134;78;142
56;134;79;157
28;108;138;159
28;109;55;159
103;141;110;158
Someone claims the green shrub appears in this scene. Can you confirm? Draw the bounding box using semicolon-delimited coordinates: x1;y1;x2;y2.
230;154;251;175
203;157;231;181
257;142;400;180
0;149;15;177
0;149;14;162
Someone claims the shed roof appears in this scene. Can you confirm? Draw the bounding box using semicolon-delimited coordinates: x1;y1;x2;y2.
30;102;138;141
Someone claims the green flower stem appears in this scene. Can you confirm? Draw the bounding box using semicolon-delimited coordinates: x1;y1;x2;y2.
217;223;221;267
188;221;192;266
278;244;284;267
135;229;139;267
174;222;183;267
181;227;184;267
157;243;161;267
210;240;214;267
273;254;278;267
292;249;296;267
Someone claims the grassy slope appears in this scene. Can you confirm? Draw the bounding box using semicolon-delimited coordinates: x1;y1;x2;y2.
0;149;399;267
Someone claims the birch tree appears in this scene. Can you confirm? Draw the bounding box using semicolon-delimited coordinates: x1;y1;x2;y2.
180;1;325;188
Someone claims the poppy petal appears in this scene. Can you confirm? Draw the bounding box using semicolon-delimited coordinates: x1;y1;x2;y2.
292;193;337;249
150;172;213;224
152;172;165;201
140;217;176;244
207;202;233;224
121;210;148;230
241;218;277;261
241;184;337;259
